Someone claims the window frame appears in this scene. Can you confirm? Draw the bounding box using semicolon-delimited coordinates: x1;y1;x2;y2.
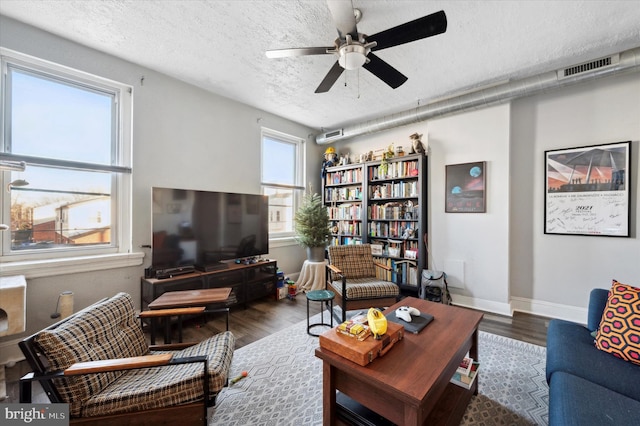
0;48;138;275
260;128;305;242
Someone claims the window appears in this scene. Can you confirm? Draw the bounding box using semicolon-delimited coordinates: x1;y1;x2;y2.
261;129;304;240
0;49;133;265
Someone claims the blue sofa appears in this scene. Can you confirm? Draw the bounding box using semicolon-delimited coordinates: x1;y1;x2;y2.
546;288;640;425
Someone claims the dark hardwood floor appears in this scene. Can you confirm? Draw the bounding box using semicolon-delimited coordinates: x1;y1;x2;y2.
188;296;550;349
2;295;549;404
478;310;549;347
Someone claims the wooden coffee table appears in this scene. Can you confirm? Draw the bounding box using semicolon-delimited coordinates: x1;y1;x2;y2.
148;288;231;309
315;297;483;426
146;288;232;343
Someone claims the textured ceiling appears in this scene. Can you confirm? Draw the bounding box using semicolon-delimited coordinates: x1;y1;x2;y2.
1;0;639;132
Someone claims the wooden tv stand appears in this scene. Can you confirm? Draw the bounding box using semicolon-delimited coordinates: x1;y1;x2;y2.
141;260;277;311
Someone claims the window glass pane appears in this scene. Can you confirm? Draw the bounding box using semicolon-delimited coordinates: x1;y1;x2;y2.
263;186;293;234
9;67;114;165
262;137;295;185
9;166;112;251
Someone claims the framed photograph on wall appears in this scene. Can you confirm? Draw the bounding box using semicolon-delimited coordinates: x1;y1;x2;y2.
445;161;486;213
544;141;631;237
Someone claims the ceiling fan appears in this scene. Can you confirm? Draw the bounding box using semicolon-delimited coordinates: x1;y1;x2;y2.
265;0;447;93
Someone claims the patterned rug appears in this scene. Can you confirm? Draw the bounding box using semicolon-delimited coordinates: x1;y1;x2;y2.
211;315;548;425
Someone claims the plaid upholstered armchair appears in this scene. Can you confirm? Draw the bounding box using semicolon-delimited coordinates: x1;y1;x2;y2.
326;244;400;322
19;292;234;425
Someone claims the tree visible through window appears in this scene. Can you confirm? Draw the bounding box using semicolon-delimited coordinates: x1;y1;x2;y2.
0;50;132;260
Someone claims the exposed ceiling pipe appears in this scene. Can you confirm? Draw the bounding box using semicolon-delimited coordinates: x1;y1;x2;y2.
315;46;640;144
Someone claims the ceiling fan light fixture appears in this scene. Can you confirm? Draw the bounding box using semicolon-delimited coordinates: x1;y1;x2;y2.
267;3;447;93
338;44;367;70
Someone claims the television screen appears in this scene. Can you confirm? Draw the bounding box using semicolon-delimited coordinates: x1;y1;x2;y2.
151;187;269;270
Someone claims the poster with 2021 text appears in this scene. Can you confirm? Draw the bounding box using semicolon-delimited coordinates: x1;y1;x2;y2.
545;141;630;237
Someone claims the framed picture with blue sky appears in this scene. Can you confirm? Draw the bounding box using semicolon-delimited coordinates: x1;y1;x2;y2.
445;161;486;213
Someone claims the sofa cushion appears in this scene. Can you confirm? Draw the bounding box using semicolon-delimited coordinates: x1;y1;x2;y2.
595;281;640;366
546;318;640;401
329;278;399;299
156;330;235;393
549;371;640;426
80;362;204;417
35;292;148;416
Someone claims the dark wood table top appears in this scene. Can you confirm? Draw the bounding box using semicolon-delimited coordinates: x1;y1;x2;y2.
316;297;483;405
148;288;232;309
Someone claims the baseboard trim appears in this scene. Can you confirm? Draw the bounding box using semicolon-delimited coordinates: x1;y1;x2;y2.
450;295;511;316
510;296;587;324
451;294;587;323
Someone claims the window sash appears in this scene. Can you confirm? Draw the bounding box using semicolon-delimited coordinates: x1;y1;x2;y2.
261;129;304;239
0;153;132;174
6;165;116;253
1;48;132;261
5;63;118;166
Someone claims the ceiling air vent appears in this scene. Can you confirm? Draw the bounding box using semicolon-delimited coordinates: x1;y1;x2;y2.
557;54;619;79
323;129;344;140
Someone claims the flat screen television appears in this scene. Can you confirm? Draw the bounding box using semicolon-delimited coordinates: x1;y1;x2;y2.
151;187;269;272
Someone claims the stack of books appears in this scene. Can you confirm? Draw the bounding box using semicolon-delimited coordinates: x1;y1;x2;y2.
450;356;480;389
336;314;371;341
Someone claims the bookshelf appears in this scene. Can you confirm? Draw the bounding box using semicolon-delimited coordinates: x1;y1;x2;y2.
322;153;428;293
323;163;365;246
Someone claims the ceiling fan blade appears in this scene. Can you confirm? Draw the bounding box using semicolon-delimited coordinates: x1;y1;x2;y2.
362;53;408;89
368;10;447;51
315;61;344;93
266;47;334;58
326;0;358;41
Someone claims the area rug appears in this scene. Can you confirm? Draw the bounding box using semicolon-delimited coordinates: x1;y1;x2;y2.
211;315;549;425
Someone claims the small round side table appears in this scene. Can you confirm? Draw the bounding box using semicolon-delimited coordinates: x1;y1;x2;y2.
306;289;335;336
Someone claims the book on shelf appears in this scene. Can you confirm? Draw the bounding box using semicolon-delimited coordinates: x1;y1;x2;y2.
463;362;479;384
372;257;418;285
450;360;479;389
457;356;473;376
394;259;418;286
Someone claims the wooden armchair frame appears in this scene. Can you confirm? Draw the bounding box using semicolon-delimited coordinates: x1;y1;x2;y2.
326;257;398;323
138;306;229;345
18;297;230;425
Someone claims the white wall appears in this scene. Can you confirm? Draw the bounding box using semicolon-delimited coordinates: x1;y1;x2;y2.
428;105;512;313
335;104;513;315
0;16;317;342
511;72;640;319
332;72;640;322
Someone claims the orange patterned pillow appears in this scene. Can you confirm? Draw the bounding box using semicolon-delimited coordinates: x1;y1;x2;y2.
594;281;640;365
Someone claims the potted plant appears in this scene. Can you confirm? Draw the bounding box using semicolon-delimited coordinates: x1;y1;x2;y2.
294;190;331;262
